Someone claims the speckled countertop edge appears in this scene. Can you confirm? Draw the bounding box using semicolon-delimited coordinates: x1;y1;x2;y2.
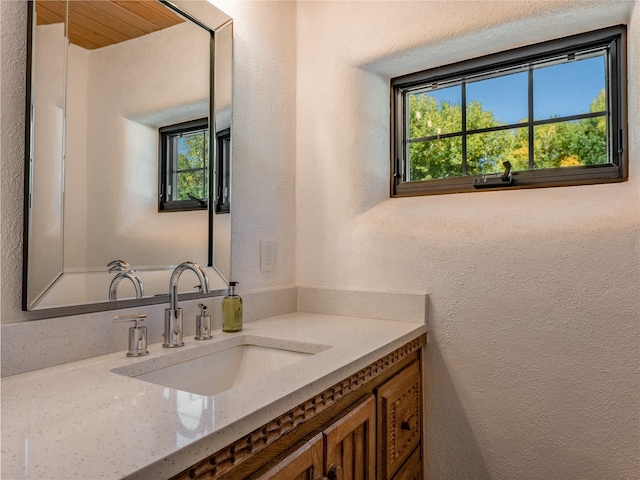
1;312;426;480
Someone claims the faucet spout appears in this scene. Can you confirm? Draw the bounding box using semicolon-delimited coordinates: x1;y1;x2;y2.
164;262;210;348
109;271;144;301
169;261;210;312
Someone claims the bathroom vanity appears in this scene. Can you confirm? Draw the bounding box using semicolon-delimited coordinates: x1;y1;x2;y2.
1;312;427;479
172;333;424;480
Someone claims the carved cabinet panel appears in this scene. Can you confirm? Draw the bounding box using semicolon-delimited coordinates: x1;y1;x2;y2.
253;395;376;480
376;361;422;480
324;395;376;480
252;433;325;480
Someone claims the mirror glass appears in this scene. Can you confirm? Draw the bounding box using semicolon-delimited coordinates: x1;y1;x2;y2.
24;0;233;312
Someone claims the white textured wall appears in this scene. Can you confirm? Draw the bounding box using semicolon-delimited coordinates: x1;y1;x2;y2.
1;0;29;321
295;1;639;479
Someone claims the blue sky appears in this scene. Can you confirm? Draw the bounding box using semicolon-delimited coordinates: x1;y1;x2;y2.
422;55;605;125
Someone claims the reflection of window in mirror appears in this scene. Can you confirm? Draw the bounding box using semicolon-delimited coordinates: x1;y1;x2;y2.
158;118;209;212
215;128;231;214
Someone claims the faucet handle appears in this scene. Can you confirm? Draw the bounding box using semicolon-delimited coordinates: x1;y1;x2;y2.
113;314;148;357
113;314;146;327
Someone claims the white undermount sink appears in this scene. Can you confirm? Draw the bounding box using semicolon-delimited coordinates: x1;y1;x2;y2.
117;341;320;396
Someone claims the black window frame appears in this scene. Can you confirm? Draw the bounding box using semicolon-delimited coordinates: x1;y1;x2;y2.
158;118;210;212
391;26;628;197
215;128;231;214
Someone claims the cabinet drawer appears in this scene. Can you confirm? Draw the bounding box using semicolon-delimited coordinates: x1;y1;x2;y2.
377;361;421;479
392;446;422;480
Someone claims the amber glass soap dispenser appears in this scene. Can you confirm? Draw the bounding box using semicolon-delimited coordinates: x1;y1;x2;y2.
222;281;243;332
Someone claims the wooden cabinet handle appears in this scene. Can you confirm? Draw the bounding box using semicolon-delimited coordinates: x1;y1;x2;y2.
327;463;343;480
400;412;416;431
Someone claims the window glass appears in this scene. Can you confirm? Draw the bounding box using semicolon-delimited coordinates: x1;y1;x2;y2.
408;85;462;138
534;55;606;120
409;137;462;181
466;71;528;128
466;128;529;175
533;119;606;169
173;129;209;201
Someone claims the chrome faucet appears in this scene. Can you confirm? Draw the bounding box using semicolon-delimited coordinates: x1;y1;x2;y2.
108;261;143;301
109;271;144;301
163;262;210;348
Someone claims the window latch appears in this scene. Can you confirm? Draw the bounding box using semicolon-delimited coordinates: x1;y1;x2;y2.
187;194;207;207
473;161;513;189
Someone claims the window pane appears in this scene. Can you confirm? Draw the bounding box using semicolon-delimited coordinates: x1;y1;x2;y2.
176;130;208;170
534;55;606;120
533;118;607;169
408;85;462;138
408;137;462;180
466;128;529;175
176;171;207;200
466;71;528;128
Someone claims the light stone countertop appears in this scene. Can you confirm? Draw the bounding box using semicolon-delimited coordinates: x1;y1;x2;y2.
1;312;427;480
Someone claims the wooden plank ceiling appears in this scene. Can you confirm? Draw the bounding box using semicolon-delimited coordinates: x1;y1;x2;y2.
36;0;185;50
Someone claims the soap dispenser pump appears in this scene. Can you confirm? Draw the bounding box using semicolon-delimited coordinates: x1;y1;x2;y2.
195;303;213;340
222;282;243;332
113;314;149;357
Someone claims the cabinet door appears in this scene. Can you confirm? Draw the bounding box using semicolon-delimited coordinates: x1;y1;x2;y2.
252;432;326;480
324;395;376;480
377;361;422;480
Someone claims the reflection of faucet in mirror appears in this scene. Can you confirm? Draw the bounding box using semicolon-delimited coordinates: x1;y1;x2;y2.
107;260;132;272
108;261;144;301
163;262;211;348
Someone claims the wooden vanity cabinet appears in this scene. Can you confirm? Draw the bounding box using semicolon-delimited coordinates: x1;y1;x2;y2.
252;395;376;480
171;335;425;480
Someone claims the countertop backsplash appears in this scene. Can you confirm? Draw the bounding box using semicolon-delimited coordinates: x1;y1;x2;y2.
1;286;427;377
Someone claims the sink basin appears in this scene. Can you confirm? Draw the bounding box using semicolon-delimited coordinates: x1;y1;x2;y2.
131;344;314;396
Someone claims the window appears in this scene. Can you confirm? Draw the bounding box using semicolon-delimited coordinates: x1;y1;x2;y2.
215;128;231;214
159;118;209;211
391;26;627;196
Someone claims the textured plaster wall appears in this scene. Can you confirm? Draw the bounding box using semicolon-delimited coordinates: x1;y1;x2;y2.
295;1;639;479
1;0;28;322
